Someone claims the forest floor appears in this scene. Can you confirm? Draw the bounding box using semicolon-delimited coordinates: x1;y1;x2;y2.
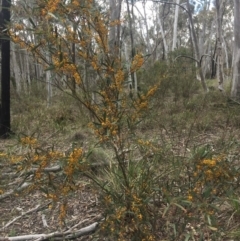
1;85;240;240
0;91;105;240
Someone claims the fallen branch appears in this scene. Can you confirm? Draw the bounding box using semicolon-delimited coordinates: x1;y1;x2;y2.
0;222;99;241
1;202;51;230
68;214;103;232
0;182;31;201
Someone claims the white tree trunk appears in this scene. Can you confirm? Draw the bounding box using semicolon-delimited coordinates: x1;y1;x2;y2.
109;0;122;57
172;0;180;51
124;42;132;88
215;0;225;91
231;0;240;99
158;5;168;59
46;51;52;107
11;43;21;92
142;1;151;53
203;19;215;78
222;36;229;72
187;0;208;92
25;49;31;88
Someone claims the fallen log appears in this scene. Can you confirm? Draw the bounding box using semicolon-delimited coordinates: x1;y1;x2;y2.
0;222;99;241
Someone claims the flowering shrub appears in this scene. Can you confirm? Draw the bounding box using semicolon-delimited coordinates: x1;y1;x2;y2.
3;1;239;240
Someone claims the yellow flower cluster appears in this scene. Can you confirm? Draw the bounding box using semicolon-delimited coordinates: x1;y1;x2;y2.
138;139;151;146
91;61;99;70
59;203;67;224
73;72;81;85
131;54;144;72
109;19;122;27
10;32;27;49
94;17;108;49
20;136;38;146
47;193;58;201
188;154;234;203
194;156;232;182
91;55;100;70
33;154;47;163
68;148;83;164
43;0;60;14
187;193;193;201
132;85;158;120
101;191;155;240
14;23;24;31
72;0;80;7
201;159;217;167
114;69;125;90
48;151;64;159
146;85;158;98
0;152;7;158
10;155;24;163
64;148;84;176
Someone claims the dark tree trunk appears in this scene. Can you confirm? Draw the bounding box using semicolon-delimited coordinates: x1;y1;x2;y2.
0;0;11;138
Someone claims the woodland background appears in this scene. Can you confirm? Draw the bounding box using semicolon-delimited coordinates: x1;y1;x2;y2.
0;0;240;240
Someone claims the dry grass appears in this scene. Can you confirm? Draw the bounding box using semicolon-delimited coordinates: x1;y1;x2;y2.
1;82;240;240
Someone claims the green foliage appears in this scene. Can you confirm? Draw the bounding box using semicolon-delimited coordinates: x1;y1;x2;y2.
2;3;240;240
138;48;201;104
3;81;240;240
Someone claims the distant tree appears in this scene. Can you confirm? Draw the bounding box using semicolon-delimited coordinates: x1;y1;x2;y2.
231;0;240;99
215;0;225;91
109;0;122;57
172;0;180;51
187;0;208;92
0;0;11;138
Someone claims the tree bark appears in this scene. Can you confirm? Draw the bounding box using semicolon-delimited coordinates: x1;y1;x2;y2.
172;0;180;51
187;0;208;92
126;0;137;91
109;0;122;57
158;5;168;60
215;0;225;91
12;43;21;92
0;0;11;138
231;0;240;99
142;1;151;54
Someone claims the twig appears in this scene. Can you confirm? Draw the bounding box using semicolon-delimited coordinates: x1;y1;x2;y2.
0;182;31;201
1;202;51;230
68;214;102;231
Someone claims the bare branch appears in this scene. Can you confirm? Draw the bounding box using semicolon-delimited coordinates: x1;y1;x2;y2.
0;222;99;241
1;202;51;230
0;182;31;201
174;55;199;63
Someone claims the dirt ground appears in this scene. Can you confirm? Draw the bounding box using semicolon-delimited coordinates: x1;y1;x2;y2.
0;183;101;240
0;137;102;241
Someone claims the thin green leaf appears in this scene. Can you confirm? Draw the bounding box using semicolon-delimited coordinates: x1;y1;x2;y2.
47;12;58;20
45;65;56;71
184;234;191;241
31;42;42;51
172;202;187;212
29;17;36;28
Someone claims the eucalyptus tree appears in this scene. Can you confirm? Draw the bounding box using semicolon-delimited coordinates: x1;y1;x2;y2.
126;0;138;91
231;0;240;99
11;0;44;92
157;2;169;60
109;0;123;57
172;0;180;51
186;0;208;91
215;0;225;91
